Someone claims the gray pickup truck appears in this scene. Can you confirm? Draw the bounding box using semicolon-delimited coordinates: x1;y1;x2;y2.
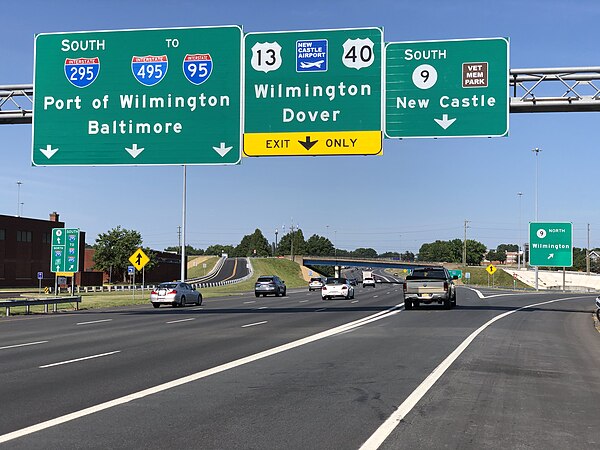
402;266;457;310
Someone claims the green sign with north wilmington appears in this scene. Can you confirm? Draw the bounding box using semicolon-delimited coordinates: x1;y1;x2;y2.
529;222;573;267
385;38;509;138
33;26;242;166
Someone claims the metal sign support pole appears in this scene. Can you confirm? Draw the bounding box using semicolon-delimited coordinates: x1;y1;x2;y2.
181;165;187;282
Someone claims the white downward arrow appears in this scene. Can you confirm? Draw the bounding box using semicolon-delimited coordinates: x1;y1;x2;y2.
434;114;457;130
40;144;59;159
213;142;233;157
125;144;144;158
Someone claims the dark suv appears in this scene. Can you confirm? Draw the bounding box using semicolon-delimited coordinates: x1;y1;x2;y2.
255;275;287;297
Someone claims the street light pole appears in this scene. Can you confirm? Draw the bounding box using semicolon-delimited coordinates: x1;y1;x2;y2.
518;192;523;270
275;228;278;254
16;181;22;217
532;147;542;290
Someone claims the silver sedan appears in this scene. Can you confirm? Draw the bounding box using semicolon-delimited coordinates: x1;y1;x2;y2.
150;282;202;308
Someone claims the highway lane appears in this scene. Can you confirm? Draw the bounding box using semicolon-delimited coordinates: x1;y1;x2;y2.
207;257;249;283
1;287;599;448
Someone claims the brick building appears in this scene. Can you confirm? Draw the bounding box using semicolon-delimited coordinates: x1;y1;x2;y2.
0;211;83;287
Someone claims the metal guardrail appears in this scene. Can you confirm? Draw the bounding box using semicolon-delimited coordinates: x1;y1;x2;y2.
0;296;81;316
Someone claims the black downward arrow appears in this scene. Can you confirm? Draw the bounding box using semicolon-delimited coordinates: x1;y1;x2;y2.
136;253;142;265
298;136;318;150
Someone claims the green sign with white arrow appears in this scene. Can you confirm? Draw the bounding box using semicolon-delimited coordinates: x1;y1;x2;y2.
32;26;242;166
385;38;509;138
529;222;573;267
51;228;80;273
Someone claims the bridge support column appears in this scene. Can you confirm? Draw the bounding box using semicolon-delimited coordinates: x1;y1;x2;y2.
335;266;340;278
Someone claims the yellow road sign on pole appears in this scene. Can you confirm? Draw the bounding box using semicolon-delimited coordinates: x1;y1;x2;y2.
486;264;497;275
129;248;150;271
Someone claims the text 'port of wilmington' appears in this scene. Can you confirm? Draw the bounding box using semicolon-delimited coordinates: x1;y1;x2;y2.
43;93;231;136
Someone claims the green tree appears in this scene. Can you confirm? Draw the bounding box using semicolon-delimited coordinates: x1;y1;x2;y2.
205;244;235;256
305;234;334;256
418;239;486;265
93;226;143;282
497;243;518;253
234;229;272;257
351;247;378;258
277;229;306;257
164;245;204;255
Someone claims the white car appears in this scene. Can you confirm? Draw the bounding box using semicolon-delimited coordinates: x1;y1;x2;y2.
362;277;376;288
150;282;202;308
308;277;325;291
321;277;355;300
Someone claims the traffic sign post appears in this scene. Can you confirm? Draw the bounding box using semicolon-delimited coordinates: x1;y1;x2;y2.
33;26;242;166
385;38;509;138
529;222;573;267
244;27;383;156
51;228;79;273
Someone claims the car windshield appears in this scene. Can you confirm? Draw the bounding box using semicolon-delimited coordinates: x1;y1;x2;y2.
408;269;446;279
310;278;322;282
159;283;178;289
257;277;274;283
325;278;347;285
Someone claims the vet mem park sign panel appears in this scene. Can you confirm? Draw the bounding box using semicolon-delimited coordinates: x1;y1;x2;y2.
32;26;242;166
244;28;383;156
529;222;573;267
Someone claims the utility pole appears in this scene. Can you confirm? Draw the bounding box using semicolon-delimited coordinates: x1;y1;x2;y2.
16;181;22;217
518;192;523;270
177;226;182;254
587;223;591;275
290;222;295;263
463;220;470;266
532;147;542;290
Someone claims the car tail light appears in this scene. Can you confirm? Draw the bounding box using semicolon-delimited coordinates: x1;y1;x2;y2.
322;286;327;291
168;289;177;295
403;282;407;291
443;282;448;291
151;290;157;295
342;285;348;290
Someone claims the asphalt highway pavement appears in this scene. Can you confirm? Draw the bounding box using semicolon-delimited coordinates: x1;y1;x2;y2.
1;285;599;449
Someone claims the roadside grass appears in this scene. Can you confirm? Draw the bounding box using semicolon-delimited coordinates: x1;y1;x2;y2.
454;266;531;289
187;256;219;278
0;257;308;317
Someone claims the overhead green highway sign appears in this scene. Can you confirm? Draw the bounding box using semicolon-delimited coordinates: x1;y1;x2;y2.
32;26;242;166
529;222;573;267
243;27;383;156
385;37;509;138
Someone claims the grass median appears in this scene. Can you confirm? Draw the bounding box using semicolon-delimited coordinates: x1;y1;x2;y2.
0;257;309;317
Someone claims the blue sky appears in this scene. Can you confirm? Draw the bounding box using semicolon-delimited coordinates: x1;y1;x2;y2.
1;0;599;254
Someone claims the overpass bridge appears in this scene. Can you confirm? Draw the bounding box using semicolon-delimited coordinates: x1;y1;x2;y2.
301;256;442;277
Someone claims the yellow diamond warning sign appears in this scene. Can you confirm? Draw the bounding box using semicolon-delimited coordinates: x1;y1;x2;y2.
129;248;150;271
486;264;497;275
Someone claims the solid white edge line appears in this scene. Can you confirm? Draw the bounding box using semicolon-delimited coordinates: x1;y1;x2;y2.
39;351;121;369
0;303;403;444
0;341;48;351
76;319;113;325
241;321;268;328
359;295;589;450
166;318;195;324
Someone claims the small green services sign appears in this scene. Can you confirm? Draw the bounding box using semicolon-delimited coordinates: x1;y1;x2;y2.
33;26;242;166
529;222;573;267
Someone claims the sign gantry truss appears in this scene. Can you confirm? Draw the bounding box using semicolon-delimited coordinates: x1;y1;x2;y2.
2;67;600;125
510;66;600;113
0;85;32;124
